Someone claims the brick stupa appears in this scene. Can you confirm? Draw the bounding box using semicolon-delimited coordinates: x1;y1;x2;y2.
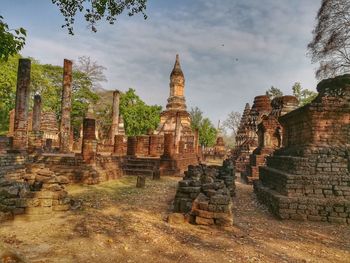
157;54;194;152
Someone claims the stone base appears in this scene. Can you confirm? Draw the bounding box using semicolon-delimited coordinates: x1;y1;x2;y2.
254;180;350;224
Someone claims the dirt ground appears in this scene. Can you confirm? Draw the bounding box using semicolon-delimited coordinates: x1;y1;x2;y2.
0;176;349;263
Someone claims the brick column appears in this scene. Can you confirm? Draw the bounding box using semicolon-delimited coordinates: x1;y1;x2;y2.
127;136;137;156
32;95;41;132
149;135;160;157
136;136;149;156
110;90;120;144
13;59;31;151
162;133;175;158
59;59;72;153
82;118;97;164
113;135;125;156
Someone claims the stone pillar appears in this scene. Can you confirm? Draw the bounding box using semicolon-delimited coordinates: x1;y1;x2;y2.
82;118;97;164
149;135;159;157
127;136;137;156
113;135;125;156
59;59;72;153
163;133;175;158
110;90;120;144
194;129;199;154
13;59;31;151
32;95;42;132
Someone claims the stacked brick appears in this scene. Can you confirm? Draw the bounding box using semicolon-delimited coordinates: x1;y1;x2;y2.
254;74;350;224
173;161;235;226
0;155;70;222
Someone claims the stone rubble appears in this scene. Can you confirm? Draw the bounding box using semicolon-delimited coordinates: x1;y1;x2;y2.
173;160;235;226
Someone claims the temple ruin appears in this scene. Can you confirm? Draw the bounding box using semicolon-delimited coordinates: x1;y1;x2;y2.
123;54;199;177
233;95;271;175
254;75;350;224
242;96;299;183
0;55;202;222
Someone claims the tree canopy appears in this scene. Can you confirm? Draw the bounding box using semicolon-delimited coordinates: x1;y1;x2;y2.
265;86;283;99
222;111;241;137
52;0;148;34
308;0;350;79
0;16;26;61
292;82;317;106
119;89;161;136
265;84;317;107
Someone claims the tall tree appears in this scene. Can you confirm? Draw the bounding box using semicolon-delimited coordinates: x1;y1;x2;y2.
198;118;217;147
222;111;241;137
266;86;283;99
189;107;203;130
308;0;350;79
52;0;148;34
292;82;318;106
189;106;217;147
74;56;107;90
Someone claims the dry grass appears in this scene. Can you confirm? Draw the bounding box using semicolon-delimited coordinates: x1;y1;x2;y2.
0;177;349;263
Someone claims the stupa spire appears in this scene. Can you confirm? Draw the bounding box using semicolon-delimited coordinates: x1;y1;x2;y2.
167;54;186;110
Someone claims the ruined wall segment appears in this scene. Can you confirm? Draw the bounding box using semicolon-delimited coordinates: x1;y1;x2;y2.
254;75;350;224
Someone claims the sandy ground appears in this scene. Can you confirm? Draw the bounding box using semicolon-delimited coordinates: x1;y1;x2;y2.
0;176;349;263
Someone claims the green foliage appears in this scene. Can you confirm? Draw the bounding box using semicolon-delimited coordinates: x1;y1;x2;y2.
52;0;148;34
265;86;283;99
189;107;217;147
0;54;19;132
0;16;26;61
198;118;217;147
189;107;203;130
119;89;162;136
292;82;318;106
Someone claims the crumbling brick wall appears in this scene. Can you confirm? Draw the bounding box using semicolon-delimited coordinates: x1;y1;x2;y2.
0;154;70;222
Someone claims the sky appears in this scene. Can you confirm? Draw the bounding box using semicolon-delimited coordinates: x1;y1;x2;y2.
1;0;322;126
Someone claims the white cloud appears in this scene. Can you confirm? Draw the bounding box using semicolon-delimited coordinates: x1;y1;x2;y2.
20;0;322;125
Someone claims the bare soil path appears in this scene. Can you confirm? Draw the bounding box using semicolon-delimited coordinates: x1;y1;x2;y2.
0;176;349;263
